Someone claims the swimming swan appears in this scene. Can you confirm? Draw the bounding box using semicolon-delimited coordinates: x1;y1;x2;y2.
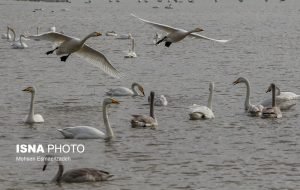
12;34;28;49
260;85;300;110
131;14;229;47
189;82;215;119
27;31;121;78
131;91;158;128
148;94;168;106
57;98;119;139
22;86;44;124
124;37;137;58
106;82;145;97
262;83;282;118
43;155;113;183
233;77;264;116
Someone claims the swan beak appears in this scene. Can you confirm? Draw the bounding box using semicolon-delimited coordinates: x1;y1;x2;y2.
111;98;120;104
232;80;239;85
22;87;30;92
42;165;47;171
96;32;102;36
266;87;271;93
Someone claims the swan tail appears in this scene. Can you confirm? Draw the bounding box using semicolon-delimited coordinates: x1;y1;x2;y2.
189;112;204;120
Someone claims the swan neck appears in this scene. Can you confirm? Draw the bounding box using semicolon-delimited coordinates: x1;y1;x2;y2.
150;96;154;118
131;83;139;95
11;28;16;41
244;80;251;110
29;91;35;118
81;33;94;44
131;38;135;51
53;161;64;183
272;85;276;107
207;89;213;110
103;102;114;139
187;28;199;34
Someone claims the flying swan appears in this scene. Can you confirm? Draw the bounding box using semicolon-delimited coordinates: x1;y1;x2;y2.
106;82;145;97
27;31;121;78
57;98;119;139
261;83;282;118
233;77;264;116
22;86;44;124
43;155;113;183
131;13;229;47
131;91;158;128
189;82;215;119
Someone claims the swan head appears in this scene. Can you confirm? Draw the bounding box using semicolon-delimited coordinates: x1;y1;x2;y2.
266;83;276;93
104;98;120;105
193;28;204;32
42;155;59;171
22;86;36;93
89;32;102;37
209;82;215;92
233;77;247;85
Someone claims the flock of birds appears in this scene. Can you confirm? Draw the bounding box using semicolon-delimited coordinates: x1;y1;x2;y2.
3;11;299;184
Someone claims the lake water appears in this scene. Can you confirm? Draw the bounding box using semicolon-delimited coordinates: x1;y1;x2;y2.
0;0;300;189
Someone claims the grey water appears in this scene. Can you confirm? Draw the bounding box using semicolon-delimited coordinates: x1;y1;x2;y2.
0;0;300;189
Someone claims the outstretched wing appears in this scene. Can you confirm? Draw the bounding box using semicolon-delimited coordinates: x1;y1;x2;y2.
131;13;181;33
189;33;230;43
27;32;74;43
75;45;121;78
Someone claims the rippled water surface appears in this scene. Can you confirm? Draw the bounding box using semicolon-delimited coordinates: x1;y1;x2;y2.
1;0;300;189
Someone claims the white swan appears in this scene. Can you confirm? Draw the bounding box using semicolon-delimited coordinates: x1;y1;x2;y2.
106;82;145;97
262;83;282;118
131;14;229;47
124;37;137;58
27;31;121;78
22;86;44;124
189;82;215;120
43;155;113;183
12;34;28;49
57;98;119;139
131;91;158;128
233;77;264;117
1;26;12;40
260;86;300;110
148;94;168;106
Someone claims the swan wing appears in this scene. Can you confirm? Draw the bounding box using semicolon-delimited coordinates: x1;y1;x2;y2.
62;168;112;182
278;92;300;100
27;32;73;43
106;87;133;96
188;33;230;43
75;45;121;78
131;115;157;127
189;105;214;118
57;126;105;139
131;13;180;33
